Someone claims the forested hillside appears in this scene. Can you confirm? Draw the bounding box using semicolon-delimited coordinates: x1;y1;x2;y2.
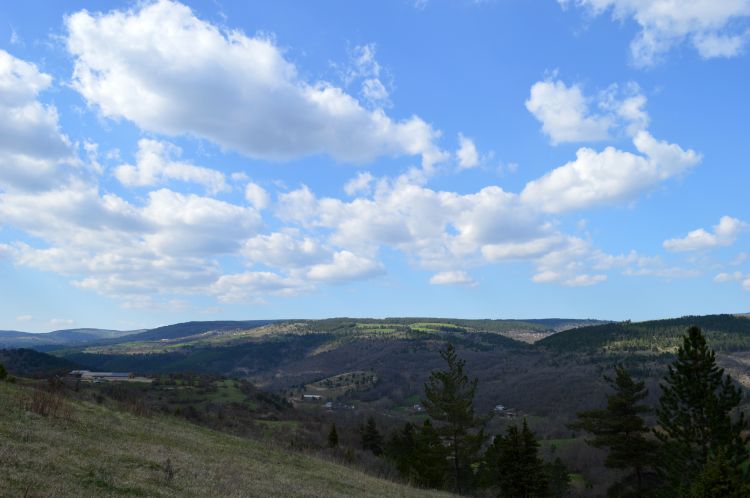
537;314;750;353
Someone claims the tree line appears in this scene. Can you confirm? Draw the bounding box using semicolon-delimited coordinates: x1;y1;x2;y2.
328;326;749;497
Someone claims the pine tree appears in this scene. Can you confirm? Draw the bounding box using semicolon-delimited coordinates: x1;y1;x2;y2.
544;457;571;498
572;364;659;496
422;343;487;493
485;418;549;497
385;420;449;489
688;448;748;498
656;326;749;495
361;415;384;456
386;422;417;477
328;423;339;448
0;363;6;380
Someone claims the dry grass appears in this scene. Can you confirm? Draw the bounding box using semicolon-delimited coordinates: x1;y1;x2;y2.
0;381;451;497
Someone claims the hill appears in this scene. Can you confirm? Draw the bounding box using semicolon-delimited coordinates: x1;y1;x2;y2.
121;320;277;342
0;348;85;377
0;328;140;350
0;379;450;497
536;314;750;353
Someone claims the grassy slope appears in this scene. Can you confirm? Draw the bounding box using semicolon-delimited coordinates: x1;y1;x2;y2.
0;382;449;498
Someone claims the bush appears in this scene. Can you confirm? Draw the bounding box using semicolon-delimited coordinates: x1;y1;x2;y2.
20;389;68;418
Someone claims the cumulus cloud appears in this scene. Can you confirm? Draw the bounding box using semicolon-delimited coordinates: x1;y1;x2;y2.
456;133;480;169
210;271;307;303
344;171;375;196
526;80;612;144
244;182;270;210
306;250;385;282
0;49;74;192
521;131;700;213
65;1;446;168
560;0;750;66
114;139;228;194
429;271;477;286
663;216;747;252
242;232;329;269
0;181;261;303
526;79;649;144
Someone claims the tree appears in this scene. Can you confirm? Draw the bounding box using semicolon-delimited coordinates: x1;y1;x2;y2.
361;415;384;456
422;343;487;493
384;420;449;489
688;448;748;498
484;418;549;497
544;457;571;498
0;363;7;381
327;423;339;448
656;326;749;495
572;364;659;496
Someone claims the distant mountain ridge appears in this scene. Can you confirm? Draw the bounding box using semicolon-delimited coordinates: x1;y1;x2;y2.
0;328;142;349
536;314;750;353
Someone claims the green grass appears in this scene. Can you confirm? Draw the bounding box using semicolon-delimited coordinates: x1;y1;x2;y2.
0;381;451;497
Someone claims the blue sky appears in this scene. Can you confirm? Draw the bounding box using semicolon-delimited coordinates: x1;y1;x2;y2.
0;0;748;331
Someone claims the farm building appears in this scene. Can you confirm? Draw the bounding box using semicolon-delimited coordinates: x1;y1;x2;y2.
68;370;135;382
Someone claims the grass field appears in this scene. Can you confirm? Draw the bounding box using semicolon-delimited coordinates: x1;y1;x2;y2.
0;380;451;497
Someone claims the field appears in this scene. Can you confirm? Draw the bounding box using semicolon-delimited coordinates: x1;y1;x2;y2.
0;380;451;497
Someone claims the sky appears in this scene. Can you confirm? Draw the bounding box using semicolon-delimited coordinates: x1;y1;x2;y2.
0;0;749;332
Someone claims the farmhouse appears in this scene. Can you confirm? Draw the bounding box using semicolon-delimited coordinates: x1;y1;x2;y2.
68;370;134;382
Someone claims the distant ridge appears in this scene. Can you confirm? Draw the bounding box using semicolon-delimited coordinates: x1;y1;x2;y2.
121;320;277;341
536;314;750;353
0;328;141;349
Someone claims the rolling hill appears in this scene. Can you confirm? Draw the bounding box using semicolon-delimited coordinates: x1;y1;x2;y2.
536;314;750;353
0;328;141;350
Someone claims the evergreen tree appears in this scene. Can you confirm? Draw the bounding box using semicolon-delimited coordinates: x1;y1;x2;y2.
422;343;487;493
327;423;339;448
572;364;659;496
361;415;384;455
485;418;549;497
544;457;571;498
0;363;6;381
384;420;449;489
688;448;748;498
656;326;749;495
385;422;417;476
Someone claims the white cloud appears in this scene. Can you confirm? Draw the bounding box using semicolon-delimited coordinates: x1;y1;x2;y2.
210;271;307;303
456;133;480;169
306;250;385;282
0;49;75;192
344;171;375;196
714;271;744;283
429;271;477;286
49;318;75;327
530;237;608;286
663;216;747;252
242;232;329;268
244;182;270;210
341;43;391;108
114;139;228;194
66;1;446;168
526;79;650;144
521;131;700;213
15;315;33;322
560;0;750;66
526;80;612;144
